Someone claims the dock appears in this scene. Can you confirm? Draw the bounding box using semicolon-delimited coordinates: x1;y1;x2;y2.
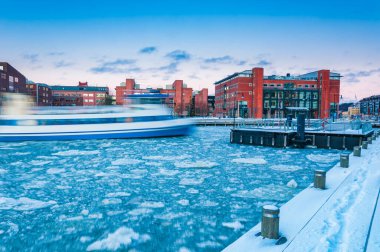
223;133;380;252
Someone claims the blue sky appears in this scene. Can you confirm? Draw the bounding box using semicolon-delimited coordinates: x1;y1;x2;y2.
1;0;379;100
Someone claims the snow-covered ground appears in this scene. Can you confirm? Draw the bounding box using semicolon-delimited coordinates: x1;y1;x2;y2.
224;134;380;252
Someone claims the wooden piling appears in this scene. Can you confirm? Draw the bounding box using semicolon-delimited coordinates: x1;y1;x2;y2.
362;141;368;149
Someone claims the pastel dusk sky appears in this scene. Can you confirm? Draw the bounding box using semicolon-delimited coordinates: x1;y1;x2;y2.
1;0;380;101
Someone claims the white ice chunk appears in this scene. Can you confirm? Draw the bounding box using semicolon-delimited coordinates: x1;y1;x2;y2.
231;158;267;165
287;179;298;188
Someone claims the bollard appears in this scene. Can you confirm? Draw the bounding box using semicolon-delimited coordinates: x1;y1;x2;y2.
362;141;368;149
261;205;280;239
373;134;377;141
353;146;361;157
314;170;326;189
340;153;349;168
368;137;372;144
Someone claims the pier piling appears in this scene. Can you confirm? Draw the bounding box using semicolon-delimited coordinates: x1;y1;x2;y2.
353;146;361;157
362;141;368;149
368;137;372;144
340;153;349;168
261;205;280;239
314;170;326;189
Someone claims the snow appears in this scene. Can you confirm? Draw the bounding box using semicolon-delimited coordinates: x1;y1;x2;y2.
224;137;380;252
263;205;279;211
86;227;149;251
231;158;267;165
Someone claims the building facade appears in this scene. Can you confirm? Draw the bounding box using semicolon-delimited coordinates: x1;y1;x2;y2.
360;95;380;116
26;83;52;106
193;88;209;116
51;82;109;106
0;62;27;94
115;79;193;116
214;68;341;119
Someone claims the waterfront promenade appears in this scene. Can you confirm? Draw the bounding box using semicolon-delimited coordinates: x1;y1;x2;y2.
224;133;380;251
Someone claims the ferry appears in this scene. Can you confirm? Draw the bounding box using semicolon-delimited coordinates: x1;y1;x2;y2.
0;94;194;141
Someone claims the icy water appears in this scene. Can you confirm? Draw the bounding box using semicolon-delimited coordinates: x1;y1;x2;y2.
0;127;342;251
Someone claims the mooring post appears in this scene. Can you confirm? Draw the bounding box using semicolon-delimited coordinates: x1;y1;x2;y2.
314;170;326;189
373;134;377;140
362;141;368;149
368;137;372;144
353;146;361;157
340;153;349;168
261;205;280;239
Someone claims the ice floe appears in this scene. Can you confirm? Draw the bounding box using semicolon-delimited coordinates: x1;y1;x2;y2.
270;164;302;172
231;158;267;165
86;227;150;251
177;199;189;206
0;169;7;174
174;161;218;169
179;178;205;186
47;168;66;174
111;159;142;165
105;192;131;197
102;198;122;205
222;221;244;231
306;153;339;163
287;179;298;188
143;154;191;161
53;150;100;156
0;197;56;211
140;201;165;208
128;208;153;216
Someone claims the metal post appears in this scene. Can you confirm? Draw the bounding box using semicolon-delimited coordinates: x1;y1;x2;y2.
261;205;280;239
353;146;361;157
314;170;326;189
340;153;349;168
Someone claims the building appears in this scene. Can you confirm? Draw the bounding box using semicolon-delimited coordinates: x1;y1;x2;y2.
51;82;109;106
194;88;208;116
26;82;52;106
0;62;27;93
214;67;341;119
360;95;380;116
115;79;193;116
348;106;360;117
207;95;215;116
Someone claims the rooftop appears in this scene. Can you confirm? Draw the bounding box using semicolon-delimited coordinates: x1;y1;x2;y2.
50;85;109;92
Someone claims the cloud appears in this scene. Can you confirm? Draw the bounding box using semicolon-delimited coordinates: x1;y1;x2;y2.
344;68;380;83
256;60;271;66
90;58;140;74
48;52;65;56
139;46;157;54
54;60;73;68
157;62;180;74
203;55;246;66
23;53;39;63
166;50;191;62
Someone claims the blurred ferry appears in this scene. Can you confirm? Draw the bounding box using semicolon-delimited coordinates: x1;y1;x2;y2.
0;93;193;141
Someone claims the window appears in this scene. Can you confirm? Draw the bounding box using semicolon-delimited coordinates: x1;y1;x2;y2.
89;99;94;102
249;83;252;87
83;93;88;97
0;65;3;71
1;73;6;79
89;93;94;97
249;91;252;95
15;77;19;83
84;99;89;102
305;85;309;88
9;76;14;82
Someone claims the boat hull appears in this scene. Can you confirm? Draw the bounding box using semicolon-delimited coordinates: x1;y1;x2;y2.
0;120;194;142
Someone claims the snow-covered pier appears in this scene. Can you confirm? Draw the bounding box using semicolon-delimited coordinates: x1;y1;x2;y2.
224;132;380;251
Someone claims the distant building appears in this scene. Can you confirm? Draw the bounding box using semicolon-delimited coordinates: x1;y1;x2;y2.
0;62;27;93
115;79;193;116
26;83;52;106
348;106;360;117
51;82;109;106
214;68;341;119
194;88;208;116
207;95;215;116
360;95;380;116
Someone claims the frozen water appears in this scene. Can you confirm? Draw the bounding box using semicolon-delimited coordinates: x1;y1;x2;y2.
0;127;341;251
287;179;298;188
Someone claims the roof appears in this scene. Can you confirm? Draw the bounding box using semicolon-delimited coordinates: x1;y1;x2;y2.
50;85;109;92
214;70;252;85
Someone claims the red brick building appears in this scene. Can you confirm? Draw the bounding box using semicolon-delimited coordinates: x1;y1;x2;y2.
51;82;109;106
115;79;193;116
214;68;341;119
26;83;52;106
0;62;27;93
194;88;209;116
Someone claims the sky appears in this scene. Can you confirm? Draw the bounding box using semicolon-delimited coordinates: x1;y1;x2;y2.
0;0;379;101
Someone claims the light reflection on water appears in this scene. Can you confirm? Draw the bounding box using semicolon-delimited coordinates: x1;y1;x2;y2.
0;127;341;251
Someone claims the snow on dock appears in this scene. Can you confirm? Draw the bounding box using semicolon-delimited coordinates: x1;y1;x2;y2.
224;134;380;252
